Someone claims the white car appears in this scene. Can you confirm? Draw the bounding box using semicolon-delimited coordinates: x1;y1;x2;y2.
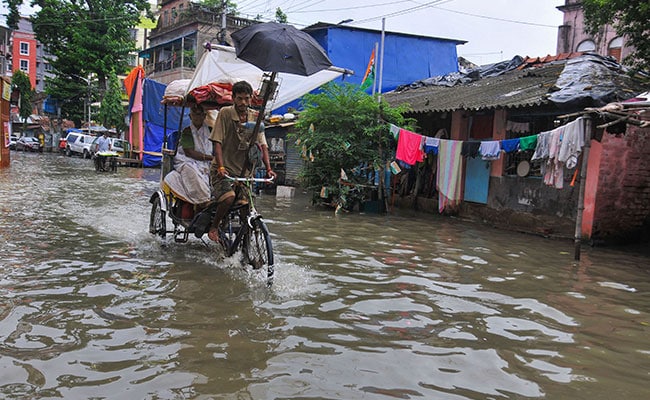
65;131;96;158
9;134;18;150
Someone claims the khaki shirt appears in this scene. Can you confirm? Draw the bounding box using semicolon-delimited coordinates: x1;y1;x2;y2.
209;106;267;176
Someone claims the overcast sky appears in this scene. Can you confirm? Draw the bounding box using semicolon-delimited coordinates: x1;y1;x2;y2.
3;0;567;66
238;0;567;65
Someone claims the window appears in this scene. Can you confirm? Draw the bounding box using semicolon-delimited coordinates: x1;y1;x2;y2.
576;40;596;52
20;59;28;72
44;63;53;72
20;42;29;55
608;37;623;62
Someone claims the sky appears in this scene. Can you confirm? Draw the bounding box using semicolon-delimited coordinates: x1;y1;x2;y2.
2;0;566;66
238;0;567;65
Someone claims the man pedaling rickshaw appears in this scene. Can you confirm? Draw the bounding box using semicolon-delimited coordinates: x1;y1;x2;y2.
207;80;276;243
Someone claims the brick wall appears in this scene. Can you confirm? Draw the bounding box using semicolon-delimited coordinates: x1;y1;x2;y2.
592;127;650;243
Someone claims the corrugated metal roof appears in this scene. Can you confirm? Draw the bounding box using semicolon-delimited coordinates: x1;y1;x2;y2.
384;53;650;114
384;61;565;113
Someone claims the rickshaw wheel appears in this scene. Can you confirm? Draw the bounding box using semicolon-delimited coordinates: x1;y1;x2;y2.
149;196;166;238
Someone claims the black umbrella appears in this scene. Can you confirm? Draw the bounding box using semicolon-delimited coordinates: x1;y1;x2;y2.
231;22;332;77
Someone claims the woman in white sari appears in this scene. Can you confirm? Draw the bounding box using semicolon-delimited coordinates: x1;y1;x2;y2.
164;105;214;205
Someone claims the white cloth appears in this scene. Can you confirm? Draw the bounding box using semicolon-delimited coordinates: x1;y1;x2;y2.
557;117;585;169
544;126;564;189
531;131;551;161
425;136;440;148
506;121;530;133
164;123;212;204
479;140;501;160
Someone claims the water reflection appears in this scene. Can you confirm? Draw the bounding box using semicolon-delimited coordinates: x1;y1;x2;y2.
0;152;649;399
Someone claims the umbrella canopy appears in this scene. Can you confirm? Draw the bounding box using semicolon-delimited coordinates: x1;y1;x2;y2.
231;22;333;76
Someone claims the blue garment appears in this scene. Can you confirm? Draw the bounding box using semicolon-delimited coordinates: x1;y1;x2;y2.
500;138;520;153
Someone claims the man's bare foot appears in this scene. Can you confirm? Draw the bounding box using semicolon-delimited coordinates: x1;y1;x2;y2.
208;227;220;243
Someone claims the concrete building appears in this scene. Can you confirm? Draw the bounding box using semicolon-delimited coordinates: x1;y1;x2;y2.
9;17;54;93
139;0;255;85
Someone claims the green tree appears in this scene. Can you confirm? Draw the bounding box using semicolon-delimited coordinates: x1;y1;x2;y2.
201;0;237;14
4;0;151;123
582;0;650;71
98;70;125;135
11;70;33;127
275;7;287;23
292;83;415;209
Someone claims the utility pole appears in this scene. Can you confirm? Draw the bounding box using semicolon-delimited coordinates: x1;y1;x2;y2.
87;74;91;129
220;0;227;45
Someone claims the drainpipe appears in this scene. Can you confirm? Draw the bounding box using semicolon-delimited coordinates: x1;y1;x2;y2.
574;114;592;260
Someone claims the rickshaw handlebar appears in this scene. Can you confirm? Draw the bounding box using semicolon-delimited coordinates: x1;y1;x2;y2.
225;174;275;183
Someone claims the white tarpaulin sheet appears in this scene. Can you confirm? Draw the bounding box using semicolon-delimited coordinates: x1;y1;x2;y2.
186;44;350;111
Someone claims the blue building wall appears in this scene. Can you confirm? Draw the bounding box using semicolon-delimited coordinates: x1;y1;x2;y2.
273;25;463;114
309;25;462;93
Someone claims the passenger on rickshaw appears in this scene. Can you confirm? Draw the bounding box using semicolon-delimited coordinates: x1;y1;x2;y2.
163;104;214;207
207;81;276;243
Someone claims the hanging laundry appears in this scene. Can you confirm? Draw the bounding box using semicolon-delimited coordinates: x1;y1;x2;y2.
501;138;520;153
424;136;439;154
480;140;501;160
558;117;585;169
436;139;463;213
395;128;425;166
506;121;530;133
461;141;481;158
519;134;538;151
389;123;400;140
544;126;564;189
531;131;551;161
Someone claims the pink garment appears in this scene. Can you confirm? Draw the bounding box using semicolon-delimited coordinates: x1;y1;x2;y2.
395;128;425;166
128;70;144;160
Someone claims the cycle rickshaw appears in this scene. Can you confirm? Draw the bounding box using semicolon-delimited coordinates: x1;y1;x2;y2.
148;77;277;285
147;24;348;286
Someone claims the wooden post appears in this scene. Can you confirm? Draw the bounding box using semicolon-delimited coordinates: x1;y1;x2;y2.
574;115;593;260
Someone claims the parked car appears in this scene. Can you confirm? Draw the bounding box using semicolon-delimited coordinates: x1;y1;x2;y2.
9;134;18;150
90;137;131;157
64;131;96;158
15;136;42;152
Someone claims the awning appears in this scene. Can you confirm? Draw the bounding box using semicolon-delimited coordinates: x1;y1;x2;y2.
186;44;353;110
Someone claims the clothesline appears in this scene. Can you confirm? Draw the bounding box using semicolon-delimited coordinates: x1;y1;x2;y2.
388;117;586;212
389;118;585;167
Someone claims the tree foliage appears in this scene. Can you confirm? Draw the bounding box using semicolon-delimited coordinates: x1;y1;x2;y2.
275;8;287;23
292;83;415;208
98;70;125;134
11;70;33;123
4;0;151;124
200;0;237;14
582;0;650;71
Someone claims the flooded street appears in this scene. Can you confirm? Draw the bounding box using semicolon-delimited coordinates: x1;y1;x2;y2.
1;151;649;399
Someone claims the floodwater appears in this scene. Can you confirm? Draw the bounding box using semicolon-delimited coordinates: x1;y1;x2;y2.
1;151;649;400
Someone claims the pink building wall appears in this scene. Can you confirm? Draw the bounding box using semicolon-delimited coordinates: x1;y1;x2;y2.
556;0;633;63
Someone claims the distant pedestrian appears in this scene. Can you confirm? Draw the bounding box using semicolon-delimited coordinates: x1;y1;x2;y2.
96;131;112;171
